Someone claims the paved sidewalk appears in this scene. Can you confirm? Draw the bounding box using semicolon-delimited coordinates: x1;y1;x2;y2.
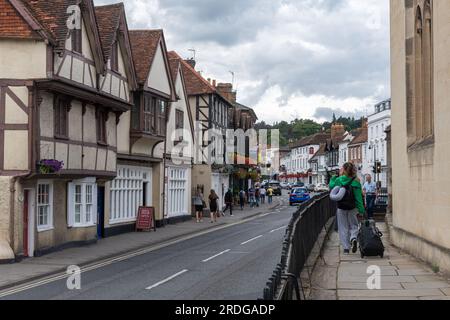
307;223;450;300
0;198;284;290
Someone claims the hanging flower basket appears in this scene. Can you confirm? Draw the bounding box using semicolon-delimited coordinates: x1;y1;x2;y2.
38;159;64;174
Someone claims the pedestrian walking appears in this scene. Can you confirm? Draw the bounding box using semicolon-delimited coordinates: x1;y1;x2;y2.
260;187;266;204
192;189;204;223
239;189;246;210
255;188;260;207
223;189;234;216
329;162;365;255
267;187;274;204
248;187;256;208
209;190;219;223
363;174;377;220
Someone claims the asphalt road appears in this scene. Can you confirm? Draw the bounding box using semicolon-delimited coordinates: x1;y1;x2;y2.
1;194;299;300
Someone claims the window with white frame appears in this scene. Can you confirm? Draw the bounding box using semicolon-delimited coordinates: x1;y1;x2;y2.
37;181;53;232
167;168;189;217
110;166;152;223
68;178;97;227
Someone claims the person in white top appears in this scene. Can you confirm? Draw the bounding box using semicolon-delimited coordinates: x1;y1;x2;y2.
260;188;267;204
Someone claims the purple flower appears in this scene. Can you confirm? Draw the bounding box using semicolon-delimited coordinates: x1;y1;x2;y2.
38;159;64;173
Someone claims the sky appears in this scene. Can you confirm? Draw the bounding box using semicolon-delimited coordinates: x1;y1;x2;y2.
96;0;390;124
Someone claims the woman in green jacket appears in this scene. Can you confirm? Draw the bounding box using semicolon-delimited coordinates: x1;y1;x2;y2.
329;162;365;254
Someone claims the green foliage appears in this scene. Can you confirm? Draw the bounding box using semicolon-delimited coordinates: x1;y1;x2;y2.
255;115;363;147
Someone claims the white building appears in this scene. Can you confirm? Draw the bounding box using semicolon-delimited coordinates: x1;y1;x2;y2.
368;99;391;188
287;133;329;185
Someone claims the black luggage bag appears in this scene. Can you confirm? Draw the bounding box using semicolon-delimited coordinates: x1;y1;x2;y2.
358;219;385;258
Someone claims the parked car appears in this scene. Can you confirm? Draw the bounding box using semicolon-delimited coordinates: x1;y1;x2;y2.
280;182;290;190
315;183;329;192
306;184;316;192
267;182;282;196
290;182;305;190
289;187;311;206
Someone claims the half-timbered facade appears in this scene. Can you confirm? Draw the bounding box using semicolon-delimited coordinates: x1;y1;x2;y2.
0;0;136;260
103;29;175;235
179;58;233;210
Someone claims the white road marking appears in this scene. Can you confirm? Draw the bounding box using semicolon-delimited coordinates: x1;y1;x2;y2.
270;226;287;233
0;203;285;298
241;235;263;245
202;249;231;263
260;212;274;217
145;269;189;290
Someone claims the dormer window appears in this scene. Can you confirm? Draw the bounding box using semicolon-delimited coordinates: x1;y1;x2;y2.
111;41;119;72
71;24;82;54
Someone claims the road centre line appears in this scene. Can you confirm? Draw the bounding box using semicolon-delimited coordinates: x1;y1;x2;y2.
270;226;287;233
202;250;231;263
241;235;263;245
0;202;284;298
145;269;189;290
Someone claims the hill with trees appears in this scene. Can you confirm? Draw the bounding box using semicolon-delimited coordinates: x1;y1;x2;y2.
255;114;364;147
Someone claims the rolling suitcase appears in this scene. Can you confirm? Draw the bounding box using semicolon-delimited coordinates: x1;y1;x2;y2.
358;219;385;258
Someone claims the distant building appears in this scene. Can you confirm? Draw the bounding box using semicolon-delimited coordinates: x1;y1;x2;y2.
368;99;391;188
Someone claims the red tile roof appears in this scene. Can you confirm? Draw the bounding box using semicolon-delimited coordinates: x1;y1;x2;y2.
291;133;329;149
129;29;162;85
169;51;216;96
94;3;122;62
348;127;368;146
0;0;39;39
167;51;181;82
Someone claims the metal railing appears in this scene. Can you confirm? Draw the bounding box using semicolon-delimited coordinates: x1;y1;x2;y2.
263;193;336;300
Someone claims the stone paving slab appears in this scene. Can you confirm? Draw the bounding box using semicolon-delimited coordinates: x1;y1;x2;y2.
402;281;450;290
307;222;450;301
440;287;450;296
338;289;444;298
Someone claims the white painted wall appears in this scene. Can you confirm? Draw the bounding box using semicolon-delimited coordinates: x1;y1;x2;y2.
147;43;171;95
0;40;46;78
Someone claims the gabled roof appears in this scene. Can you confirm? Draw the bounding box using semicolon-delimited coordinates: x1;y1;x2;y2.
235;102;258;121
95;3;137;89
167;51;181;82
176;53;217;96
291;133;329;149
348;127;368;146
310;143;327;162
18;0;105;71
0;0;42;39
166;50;196;143
129;29;162;85
95;4;122;62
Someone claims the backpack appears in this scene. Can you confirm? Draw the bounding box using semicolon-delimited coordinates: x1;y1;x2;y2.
338;177;356;211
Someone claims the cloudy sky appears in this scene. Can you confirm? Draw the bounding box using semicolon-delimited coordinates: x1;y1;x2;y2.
96;0;390;124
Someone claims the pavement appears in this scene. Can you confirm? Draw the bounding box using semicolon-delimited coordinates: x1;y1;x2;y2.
307;222;450;300
0;194;296;300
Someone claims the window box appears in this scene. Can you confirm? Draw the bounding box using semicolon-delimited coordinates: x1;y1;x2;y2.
37;160;64;174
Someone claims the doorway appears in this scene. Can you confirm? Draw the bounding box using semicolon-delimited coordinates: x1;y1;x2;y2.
23;189;35;257
97;186;105;239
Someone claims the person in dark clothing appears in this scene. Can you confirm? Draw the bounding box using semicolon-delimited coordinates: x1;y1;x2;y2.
224;189;234;216
239;190;246;210
209;190;219;223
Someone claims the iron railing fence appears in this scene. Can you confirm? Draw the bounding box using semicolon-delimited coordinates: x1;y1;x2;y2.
263;193;336;300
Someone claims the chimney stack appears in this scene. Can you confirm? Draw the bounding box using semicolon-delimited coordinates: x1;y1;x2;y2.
331;123;345;140
216;83;236;104
185;59;196;69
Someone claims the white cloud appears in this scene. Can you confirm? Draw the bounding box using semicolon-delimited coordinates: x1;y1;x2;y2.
95;0;390;125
